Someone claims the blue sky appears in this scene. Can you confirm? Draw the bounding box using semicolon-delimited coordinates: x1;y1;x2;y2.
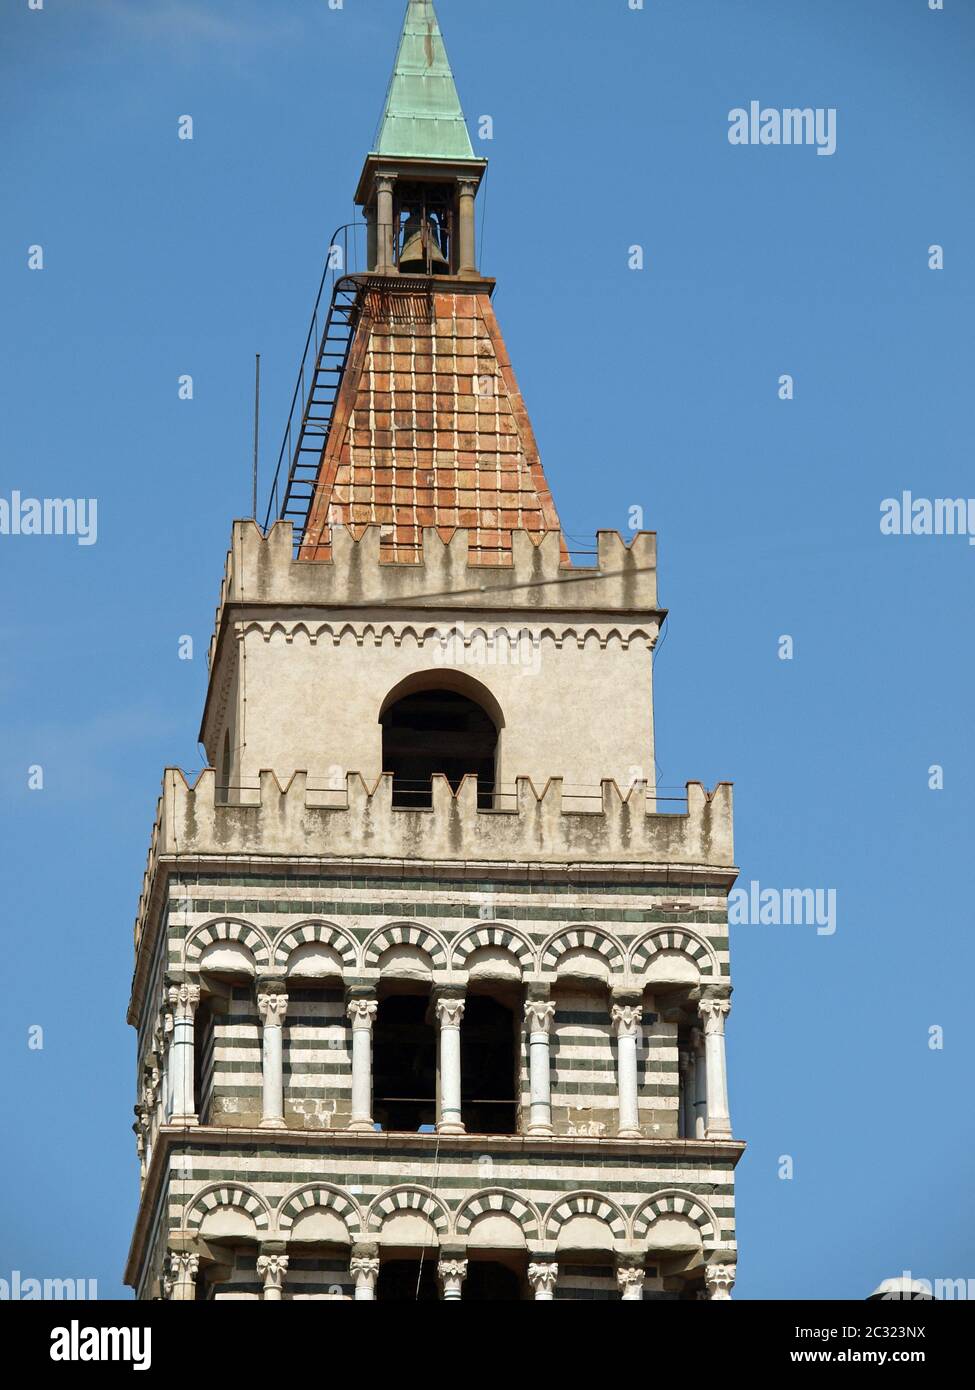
1;0;972;1300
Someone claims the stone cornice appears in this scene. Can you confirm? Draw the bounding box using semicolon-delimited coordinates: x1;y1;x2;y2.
124;1124;746;1289
354;156;488;208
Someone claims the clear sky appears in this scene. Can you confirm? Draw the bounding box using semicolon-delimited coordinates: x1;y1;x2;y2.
1;0;972;1300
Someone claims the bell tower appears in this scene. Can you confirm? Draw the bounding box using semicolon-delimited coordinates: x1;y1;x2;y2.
126;0;743;1303
355;0;485;278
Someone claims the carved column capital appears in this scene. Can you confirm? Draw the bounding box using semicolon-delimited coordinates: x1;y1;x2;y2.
435;997;466;1029
616;1260;646;1299
350;1256;380;1298
167;982;200;1023
700;998;731;1036
438;1259;468;1299
257;1254;289;1297
611;1003;643;1039
167;1250;199;1300
527;1262;559;1298
257;989;289;1026
705;1262;736;1300
346;998;378;1030
524;1000;556;1034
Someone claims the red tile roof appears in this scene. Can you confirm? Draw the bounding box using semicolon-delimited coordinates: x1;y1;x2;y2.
299;283;564;563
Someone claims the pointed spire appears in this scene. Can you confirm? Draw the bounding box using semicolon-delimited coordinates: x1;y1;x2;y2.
374;0;475;161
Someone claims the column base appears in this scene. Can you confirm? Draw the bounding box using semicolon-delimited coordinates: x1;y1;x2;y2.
348;1119;376;1133
526;1123;554;1137
436;1121;466;1136
170;1115;199;1128
616;1126;642;1139
706;1121;733;1139
259;1117;287;1130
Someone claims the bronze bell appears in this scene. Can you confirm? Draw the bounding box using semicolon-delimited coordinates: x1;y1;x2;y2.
398;213;450;274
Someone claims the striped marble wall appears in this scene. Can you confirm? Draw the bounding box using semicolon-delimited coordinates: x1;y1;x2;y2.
283;986;353;1130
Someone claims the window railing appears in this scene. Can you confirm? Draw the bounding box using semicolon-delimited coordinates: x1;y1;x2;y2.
166;772;691;815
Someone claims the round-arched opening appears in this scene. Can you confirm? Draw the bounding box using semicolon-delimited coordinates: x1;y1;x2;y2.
380;684;499;810
373;989;437;1132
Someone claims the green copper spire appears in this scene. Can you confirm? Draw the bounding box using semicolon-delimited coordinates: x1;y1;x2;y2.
373;0;475;161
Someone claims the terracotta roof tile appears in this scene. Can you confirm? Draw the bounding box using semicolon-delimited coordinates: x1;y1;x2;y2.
299;283;565;564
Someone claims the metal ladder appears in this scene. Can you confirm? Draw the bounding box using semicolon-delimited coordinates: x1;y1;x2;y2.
263;223;366;551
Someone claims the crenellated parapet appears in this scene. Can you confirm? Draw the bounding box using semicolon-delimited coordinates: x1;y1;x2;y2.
134;769;733;950
208;521;660;670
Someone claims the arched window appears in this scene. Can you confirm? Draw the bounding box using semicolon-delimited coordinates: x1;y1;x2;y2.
372;991;437;1132
461;991;518;1135
380;682;499;809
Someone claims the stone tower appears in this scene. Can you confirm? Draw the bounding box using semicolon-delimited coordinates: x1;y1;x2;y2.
126;0;742;1302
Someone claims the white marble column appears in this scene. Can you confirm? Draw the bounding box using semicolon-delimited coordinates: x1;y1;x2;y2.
347;997;378;1132
705;1262;736;1300
438;1258;467;1301
611;1002;643;1139
351;1254;380;1301
257;987;289;1129
616;1260;646;1301
524;999;555;1135
700;997;732;1138
167;983;200;1126
436;996;466;1135
167;1251;199;1301
528;1262;558;1301
257;1253;289;1302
